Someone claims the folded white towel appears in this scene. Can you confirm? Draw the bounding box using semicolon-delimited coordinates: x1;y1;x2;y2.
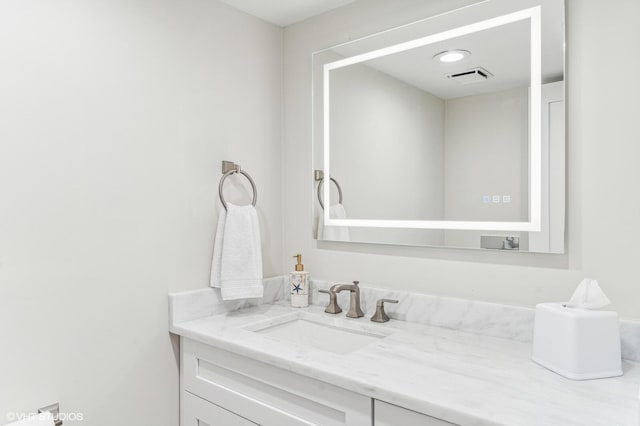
210;203;263;300
317;204;350;242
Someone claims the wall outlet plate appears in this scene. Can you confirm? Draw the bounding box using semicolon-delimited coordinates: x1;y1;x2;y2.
38;403;62;425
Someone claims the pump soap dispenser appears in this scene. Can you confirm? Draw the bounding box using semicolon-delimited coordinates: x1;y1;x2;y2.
290;254;310;308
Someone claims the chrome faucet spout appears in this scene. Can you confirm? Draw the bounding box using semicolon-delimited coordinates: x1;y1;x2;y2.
333;281;364;318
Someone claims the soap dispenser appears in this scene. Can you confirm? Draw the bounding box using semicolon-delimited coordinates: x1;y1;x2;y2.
290;254;309;308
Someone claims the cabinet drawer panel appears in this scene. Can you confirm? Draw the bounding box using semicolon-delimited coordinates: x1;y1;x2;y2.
182;390;256;426
375;400;458;426
182;338;370;426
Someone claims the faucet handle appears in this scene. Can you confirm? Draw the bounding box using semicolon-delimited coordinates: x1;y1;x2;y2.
370;299;398;323
318;289;342;314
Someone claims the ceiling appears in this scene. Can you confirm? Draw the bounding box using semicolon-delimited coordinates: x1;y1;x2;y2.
330;0;564;100
333;20;536;100
218;0;357;27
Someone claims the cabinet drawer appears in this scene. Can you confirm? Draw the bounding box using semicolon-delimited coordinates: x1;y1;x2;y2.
182;390;257;426
181;338;371;426
375;400;458;426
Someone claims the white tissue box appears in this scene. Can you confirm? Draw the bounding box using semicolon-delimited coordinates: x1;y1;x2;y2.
532;303;622;380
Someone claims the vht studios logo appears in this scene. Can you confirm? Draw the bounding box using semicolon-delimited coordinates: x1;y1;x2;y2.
6;411;84;422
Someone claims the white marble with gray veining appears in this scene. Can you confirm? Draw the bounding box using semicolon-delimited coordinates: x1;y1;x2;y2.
170;302;640;426
308;278;640;362
621;321;640;363
169;280;640;426
169;276;640;362
169;276;285;323
309;279;536;343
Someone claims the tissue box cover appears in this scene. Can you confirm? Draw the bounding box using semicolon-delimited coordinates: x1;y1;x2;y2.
532;302;622;380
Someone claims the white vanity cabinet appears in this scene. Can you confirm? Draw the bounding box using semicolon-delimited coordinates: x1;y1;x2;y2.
181;338;460;426
182;390;256;426
374;400;458;426
180;338;371;426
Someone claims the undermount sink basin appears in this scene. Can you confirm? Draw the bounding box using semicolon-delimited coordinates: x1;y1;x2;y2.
249;316;388;354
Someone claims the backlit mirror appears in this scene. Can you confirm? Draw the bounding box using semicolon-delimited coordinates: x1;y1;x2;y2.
312;0;565;253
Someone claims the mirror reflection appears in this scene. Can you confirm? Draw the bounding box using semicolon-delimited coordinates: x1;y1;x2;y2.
313;0;565;253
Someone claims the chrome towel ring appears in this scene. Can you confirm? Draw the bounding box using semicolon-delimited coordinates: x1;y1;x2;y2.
219;161;257;211
314;170;343;210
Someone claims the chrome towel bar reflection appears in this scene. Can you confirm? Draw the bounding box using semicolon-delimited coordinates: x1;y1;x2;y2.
314;170;343;210
219;161;257;211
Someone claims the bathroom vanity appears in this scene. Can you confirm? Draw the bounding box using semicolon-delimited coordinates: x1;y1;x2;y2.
179;334;454;426
169;279;640;426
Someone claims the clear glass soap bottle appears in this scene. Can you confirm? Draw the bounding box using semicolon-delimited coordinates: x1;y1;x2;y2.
290;254;309;308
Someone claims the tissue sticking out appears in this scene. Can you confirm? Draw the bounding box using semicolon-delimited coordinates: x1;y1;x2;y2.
565;278;611;309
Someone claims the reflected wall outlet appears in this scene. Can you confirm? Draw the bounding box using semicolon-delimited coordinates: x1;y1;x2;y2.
503;195;511;203
492;195;501;203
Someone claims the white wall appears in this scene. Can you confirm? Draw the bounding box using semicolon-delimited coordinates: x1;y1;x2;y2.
443;87;529;248
283;0;640;321
0;1;282;425
328;63;445;245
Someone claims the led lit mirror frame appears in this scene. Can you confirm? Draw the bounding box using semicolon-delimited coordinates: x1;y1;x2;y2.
322;7;542;232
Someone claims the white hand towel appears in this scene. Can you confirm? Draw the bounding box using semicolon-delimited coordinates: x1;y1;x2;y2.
210;203;263;300
5;412;54;426
317;204;350;242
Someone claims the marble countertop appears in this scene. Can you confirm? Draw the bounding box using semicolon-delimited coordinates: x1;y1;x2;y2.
170;301;640;426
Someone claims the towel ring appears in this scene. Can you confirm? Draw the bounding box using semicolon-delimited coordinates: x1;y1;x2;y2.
219;167;257;211
317;177;343;210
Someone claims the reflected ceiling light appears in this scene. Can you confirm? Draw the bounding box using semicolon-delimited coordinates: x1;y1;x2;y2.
433;49;470;63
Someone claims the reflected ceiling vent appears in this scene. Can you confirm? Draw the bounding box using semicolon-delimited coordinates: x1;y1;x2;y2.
446;67;494;84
